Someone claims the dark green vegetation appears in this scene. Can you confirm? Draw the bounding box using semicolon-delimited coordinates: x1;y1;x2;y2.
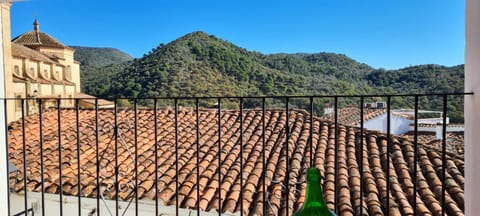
72;46;133;68
72;46;133;97
76;31;465;122
366;65;465;122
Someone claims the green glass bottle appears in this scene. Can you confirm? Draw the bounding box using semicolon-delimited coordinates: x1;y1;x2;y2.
293;168;337;216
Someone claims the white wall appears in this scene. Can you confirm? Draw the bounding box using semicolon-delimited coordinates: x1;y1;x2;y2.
10;192;239;216
418;117;449;125
361;113;412;135
465;0;480;215
408;124;464;139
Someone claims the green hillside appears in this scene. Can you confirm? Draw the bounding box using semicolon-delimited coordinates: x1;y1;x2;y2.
77;31;465;121
72;46;133;68
72;46;133;94
365;64;465;121
106;32;375;99
109;32;302;98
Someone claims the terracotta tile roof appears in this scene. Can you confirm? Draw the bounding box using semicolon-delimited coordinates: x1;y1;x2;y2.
401;132;465;157
7;109;465;215
11;43;56;64
75;93;114;107
323;106;387;126
12;30;66;49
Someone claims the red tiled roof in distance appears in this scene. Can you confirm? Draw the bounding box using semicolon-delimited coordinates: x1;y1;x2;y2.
75;93;114;107
401;132;465;157
323;106;388;126
7;108;465;215
12;20;67;49
11;43;57;64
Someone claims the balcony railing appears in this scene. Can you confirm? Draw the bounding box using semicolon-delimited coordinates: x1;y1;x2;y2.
2;93;473;216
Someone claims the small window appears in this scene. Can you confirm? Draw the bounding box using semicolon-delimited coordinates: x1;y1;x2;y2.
29;67;35;75
43;69;49;78
55;71;60;79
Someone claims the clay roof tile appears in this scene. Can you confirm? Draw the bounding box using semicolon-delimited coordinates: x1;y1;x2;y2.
7;108;464;215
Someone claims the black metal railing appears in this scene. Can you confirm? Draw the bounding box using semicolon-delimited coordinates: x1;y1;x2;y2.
2;92;473;216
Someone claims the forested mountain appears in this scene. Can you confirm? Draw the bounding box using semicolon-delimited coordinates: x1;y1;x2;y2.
109;31;307;99
76;31;465;121
104;32;376;100
72;46;133;95
72;46;133;68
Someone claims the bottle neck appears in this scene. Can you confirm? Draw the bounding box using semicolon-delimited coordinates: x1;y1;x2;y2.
303;180;328;208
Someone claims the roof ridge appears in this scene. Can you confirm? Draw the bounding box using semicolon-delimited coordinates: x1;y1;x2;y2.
36;30;41;44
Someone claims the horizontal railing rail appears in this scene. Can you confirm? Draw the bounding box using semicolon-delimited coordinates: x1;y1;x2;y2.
0;92;473;100
2;92;473;216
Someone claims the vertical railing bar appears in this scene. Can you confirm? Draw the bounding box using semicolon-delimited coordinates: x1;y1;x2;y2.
239;98;244;216
309;97;314;168
217;98;222;216
175;99;179;216
75;99;81;216
38;99;45;216
386;96;391;215
95;99;100;216
154;99;159;216
114;99;119;216
413;96;419;216
57;99;63;216
285;97;290;216
4;99;11;216
441;95;448;216
262;98;267;216
134;99;138;216
21;99;28;216
334;96;339;213
195;98;200;216
360;96;364;216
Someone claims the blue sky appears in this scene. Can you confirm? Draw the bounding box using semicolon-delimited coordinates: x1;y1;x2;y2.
10;0;464;69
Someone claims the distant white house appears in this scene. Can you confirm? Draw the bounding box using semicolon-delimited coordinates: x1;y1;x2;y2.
360;109;462;138
325;105;457;136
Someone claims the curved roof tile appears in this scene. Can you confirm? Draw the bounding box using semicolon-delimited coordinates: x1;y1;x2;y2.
12;30;66;49
7;109;464;215
11;43;56;64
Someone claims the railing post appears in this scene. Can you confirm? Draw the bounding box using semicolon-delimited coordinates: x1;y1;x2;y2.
465;0;480;215
0;1;9;216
